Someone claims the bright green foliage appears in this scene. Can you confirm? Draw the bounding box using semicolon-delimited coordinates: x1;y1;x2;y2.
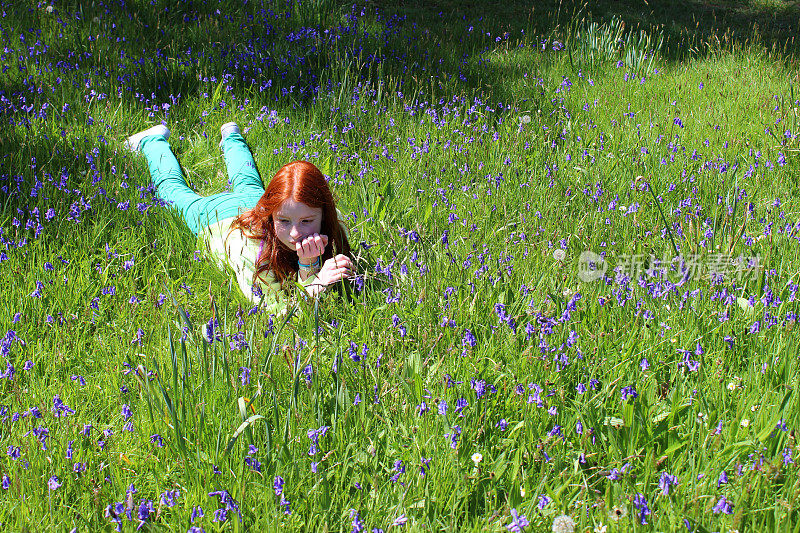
1;1;799;531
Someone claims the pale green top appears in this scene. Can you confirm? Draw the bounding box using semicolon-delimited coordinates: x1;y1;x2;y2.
199;216;318;315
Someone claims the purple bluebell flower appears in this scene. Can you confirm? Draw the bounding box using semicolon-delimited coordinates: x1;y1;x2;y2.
105;503;124;531
52;395;75;417
620;385;638;401
30;425;50;450
307;425;329;456
191;506;204;522
658;472;679;495
208;489;241;519
632;493;650;524
245;456;261;472
390;514;408;527
462;329;477;349
783;447;793;465
455;397;468;416
445;425;461;448
228;332;248;351
348;341;360;362
7;446;21;460
350;509;365;533
470;379;487;399
131;328;144;346
420;456;431;476
506;508;529;532
202;318;219;344
537;494;550;509
677;348;700;372
712;496;733;514
493;303;516;332
279;493;291;514
390;460;405;483
160;490;179;507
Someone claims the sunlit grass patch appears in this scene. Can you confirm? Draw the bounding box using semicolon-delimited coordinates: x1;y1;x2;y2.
1;0;800;531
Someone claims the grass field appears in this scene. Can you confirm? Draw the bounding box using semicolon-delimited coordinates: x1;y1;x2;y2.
1;0;799;531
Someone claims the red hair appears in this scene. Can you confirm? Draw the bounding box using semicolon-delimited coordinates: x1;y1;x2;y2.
231;160;351;287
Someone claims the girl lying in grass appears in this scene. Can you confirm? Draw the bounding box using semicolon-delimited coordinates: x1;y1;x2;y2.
125;123;354;313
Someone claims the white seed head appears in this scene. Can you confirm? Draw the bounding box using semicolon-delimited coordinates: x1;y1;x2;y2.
609;505;627;521
552;514;576;533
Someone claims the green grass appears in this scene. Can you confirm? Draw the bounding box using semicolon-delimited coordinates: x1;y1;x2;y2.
1;0;799;531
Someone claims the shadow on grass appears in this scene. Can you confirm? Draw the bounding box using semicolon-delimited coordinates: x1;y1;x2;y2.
3;0;798;221
373;0;800;60
4;0;797;124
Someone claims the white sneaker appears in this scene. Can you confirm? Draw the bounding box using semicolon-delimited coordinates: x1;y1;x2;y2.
219;122;240;148
125;124;170;152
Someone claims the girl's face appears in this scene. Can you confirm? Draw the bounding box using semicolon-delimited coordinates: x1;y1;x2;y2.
273;198;323;251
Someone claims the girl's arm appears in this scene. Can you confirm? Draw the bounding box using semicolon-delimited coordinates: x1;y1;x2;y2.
297;260;322;297
295;233;353;296
300;254;353;297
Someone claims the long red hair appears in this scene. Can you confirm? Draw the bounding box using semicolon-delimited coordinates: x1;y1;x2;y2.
231;160;351;287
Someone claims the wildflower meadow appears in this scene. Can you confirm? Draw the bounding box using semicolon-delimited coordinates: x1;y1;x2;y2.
1;0;799;530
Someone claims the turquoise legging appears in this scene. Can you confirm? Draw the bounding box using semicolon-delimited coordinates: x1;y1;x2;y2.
140;132;265;235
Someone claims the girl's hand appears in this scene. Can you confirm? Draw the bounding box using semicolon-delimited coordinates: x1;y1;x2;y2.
315;254;354;287
295;233;328;261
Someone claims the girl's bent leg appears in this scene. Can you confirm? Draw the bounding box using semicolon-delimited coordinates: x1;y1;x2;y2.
140;135;206;235
221;132;265;195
